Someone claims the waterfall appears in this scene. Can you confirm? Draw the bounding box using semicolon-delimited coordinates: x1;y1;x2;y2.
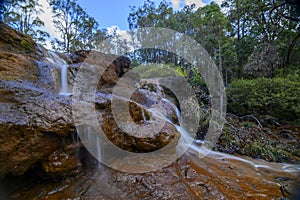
161;98;182;125
59;64;69;95
46;51;71;95
141;107;147;122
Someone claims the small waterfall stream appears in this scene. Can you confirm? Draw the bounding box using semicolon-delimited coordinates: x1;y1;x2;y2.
46;51;70;95
148;98;300;174
59;64;69;95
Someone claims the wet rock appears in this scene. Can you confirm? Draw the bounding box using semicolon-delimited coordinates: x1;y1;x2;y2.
99;100;180;153
10;151;300;200
0;80;76;177
42;149;82;177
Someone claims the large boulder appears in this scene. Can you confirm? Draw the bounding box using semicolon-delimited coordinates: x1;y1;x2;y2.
0;80;76;177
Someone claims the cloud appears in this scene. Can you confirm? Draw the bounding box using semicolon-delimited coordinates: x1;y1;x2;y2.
171;0;181;9
39;0;61;48
214;0;222;5
107;26;132;41
184;0;206;9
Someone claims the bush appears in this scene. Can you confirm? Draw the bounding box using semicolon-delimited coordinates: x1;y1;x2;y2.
227;77;300;121
133;64;181;78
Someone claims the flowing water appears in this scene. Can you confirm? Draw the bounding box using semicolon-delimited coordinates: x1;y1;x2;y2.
45;51;70;95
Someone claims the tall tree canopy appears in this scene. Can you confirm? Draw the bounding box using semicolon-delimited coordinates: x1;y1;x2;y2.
48;0;100;52
0;0;49;43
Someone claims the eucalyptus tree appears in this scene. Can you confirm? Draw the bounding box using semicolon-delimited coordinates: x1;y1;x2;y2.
48;0;99;52
0;0;49;43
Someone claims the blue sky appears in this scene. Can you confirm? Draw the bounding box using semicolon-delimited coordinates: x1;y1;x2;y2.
76;0;158;30
75;0;219;30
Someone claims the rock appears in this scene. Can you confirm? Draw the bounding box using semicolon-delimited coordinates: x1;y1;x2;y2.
42;149;82;177
0;80;76;177
0;22;38;57
0;23;181;177
9;151;300;200
0;52;39;82
96;96;180;153
0;23;41;82
69;50;90;63
67;52;132;92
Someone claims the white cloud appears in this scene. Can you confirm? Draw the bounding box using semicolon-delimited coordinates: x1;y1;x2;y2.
107;26;131;41
184;0;206;9
171;0;181;9
214;0;222;5
39;0;61;48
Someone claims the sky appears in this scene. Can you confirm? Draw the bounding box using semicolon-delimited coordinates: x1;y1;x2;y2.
74;0;218;30
39;0;221;47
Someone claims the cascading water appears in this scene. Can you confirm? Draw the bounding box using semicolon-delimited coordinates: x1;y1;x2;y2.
46;51;71;95
162;98;182;125
141;107;147;122
148;98;300;174
59;64;69;95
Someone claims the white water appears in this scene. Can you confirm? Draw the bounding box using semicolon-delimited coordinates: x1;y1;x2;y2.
141;107;147;122
46;51;70;95
78;85;300;175
59;64;69;95
162;98;182;125
159;98;300;174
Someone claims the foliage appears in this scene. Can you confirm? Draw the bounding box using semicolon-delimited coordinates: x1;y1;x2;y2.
48;0;100;52
0;0;49;43
227;77;300;121
188;67;206;87
244;142;293;162
133;64;182;79
275;65;300;81
175;66;187;77
244;43;281;78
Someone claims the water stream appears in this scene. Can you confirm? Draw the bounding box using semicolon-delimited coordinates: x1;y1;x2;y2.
153;99;300;174
46;51;70;95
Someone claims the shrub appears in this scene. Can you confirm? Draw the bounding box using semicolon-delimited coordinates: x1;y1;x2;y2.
227;77;300;121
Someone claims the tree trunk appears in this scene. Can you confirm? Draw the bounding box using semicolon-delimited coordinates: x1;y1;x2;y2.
285;32;300;67
237;18;242;78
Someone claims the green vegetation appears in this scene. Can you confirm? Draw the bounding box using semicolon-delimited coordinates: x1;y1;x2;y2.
227;76;300;121
133;64;182;78
244;142;293;162
48;0;102;52
20;38;33;51
1;0;299;163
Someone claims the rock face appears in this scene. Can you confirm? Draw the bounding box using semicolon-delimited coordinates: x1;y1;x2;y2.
0;22;40;82
0;23;180;178
0;23;75;177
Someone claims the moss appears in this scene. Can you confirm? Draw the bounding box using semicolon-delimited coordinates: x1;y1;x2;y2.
244;142;294;162
20;38;33;51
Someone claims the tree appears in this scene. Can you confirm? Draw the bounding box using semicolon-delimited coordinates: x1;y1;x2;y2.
0;0;49;43
48;0;100;52
222;0;300;72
